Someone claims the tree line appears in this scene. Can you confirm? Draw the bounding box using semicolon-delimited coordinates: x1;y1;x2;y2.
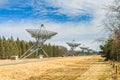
100;0;120;61
0;36;68;59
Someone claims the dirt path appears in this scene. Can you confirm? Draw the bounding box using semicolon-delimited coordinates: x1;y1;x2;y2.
76;61;113;80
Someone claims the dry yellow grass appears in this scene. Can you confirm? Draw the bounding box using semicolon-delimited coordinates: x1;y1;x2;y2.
0;55;112;80
111;62;120;80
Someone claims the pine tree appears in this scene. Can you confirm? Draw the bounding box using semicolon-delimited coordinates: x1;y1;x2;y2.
20;40;26;55
1;36;6;59
16;37;22;57
0;37;3;59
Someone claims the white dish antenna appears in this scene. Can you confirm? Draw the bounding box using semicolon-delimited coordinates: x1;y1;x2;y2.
20;24;57;59
66;40;80;56
26;24;57;39
80;47;89;55
80;47;89;50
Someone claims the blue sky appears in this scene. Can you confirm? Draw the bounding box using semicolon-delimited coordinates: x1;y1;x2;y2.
0;0;93;22
0;0;113;51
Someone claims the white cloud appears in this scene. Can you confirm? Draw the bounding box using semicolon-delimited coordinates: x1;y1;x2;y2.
46;0;92;16
44;22;99;39
38;0;113;17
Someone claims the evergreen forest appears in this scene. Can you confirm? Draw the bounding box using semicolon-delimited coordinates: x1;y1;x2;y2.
0;36;68;59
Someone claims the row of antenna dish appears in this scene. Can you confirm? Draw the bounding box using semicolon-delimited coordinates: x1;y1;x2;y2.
20;24;92;59
66;40;92;51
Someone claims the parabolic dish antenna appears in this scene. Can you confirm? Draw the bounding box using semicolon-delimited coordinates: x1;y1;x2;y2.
80;47;89;50
80;47;89;55
20;24;57;59
67;42;80;48
26;27;57;39
66;40;80;56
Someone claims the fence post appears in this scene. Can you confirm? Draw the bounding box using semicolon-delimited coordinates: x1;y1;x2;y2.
116;64;118;80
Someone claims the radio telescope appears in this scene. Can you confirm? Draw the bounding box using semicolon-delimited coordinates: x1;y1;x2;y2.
20;24;57;59
87;49;93;55
66;40;80;56
80;47;89;50
80;47;89;55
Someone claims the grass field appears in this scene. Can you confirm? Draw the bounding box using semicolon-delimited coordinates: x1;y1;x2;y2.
0;55;113;80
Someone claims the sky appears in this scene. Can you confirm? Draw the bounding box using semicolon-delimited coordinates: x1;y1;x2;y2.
0;0;113;51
